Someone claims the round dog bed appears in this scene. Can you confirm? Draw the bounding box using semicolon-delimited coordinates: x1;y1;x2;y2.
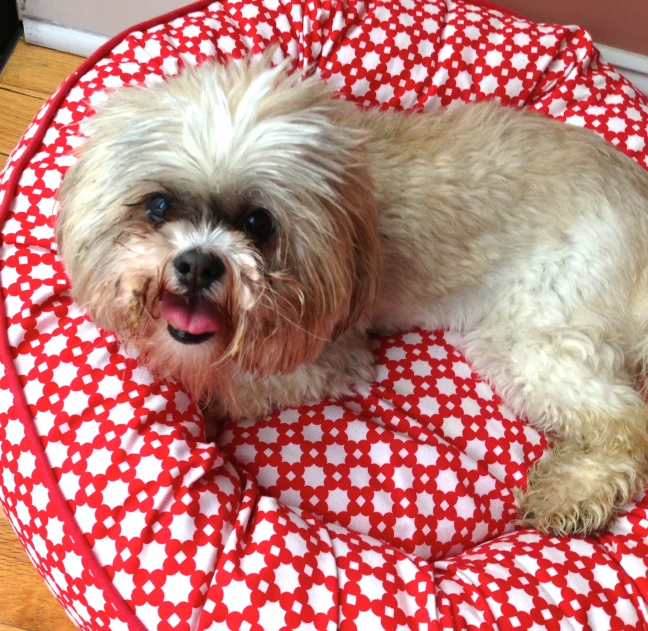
2;1;648;629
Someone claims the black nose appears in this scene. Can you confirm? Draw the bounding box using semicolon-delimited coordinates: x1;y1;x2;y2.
173;249;225;291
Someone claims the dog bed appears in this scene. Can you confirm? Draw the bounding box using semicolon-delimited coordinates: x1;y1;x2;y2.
2;1;648;629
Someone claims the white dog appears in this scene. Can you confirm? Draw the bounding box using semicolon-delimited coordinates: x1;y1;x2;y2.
57;55;648;536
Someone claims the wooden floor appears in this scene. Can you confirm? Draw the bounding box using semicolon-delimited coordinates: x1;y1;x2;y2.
1;38;82;631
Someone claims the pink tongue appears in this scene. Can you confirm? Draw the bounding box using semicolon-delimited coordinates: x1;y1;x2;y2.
161;293;224;335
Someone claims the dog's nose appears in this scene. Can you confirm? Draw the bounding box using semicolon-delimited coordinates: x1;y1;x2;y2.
173;249;225;291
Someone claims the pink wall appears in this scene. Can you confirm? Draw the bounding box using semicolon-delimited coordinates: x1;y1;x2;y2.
494;0;648;56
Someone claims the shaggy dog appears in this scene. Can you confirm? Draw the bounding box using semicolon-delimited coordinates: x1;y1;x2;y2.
57;55;648;536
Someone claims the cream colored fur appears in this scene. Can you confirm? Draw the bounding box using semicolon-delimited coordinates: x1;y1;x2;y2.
57;55;648;536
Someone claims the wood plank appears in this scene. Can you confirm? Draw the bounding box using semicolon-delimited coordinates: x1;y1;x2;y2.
0;154;7;171
0;510;76;631
0;38;82;100
0;89;43;156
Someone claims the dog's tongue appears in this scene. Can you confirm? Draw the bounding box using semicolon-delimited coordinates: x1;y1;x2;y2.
161;292;223;335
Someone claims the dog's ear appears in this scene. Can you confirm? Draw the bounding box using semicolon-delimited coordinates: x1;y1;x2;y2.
336;163;383;336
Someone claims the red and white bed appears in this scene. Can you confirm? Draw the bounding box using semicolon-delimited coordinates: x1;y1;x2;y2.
1;1;648;629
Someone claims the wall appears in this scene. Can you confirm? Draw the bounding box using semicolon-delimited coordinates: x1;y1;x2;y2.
493;0;648;56
19;0;186;37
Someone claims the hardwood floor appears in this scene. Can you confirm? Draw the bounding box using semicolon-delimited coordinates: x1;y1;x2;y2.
0;37;81;167
0;37;81;631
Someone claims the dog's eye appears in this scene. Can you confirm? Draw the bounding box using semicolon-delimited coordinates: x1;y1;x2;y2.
146;194;171;223
241;208;274;243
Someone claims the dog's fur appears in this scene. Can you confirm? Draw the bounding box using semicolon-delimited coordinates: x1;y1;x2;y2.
57;55;648;537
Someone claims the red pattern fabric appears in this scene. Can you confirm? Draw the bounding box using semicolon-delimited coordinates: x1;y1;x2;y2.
2;1;648;630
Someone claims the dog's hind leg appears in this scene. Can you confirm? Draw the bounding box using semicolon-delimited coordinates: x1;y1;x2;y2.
462;308;648;536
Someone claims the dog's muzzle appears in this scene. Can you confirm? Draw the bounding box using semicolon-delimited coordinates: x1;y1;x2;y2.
159;248;227;344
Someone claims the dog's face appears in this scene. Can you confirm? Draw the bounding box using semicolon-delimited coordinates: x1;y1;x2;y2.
56;57;382;400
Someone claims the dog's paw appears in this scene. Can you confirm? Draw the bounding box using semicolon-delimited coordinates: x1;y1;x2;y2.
324;340;377;399
517;448;643;537
342;344;377;388
518;485;615;537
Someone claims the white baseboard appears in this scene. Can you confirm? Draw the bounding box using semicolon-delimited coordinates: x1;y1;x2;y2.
597;44;648;96
23;18;109;58
21;18;648;97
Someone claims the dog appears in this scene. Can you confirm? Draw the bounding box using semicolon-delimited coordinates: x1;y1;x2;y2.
56;53;648;537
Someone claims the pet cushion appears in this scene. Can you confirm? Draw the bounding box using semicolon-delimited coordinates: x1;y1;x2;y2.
2;1;648;630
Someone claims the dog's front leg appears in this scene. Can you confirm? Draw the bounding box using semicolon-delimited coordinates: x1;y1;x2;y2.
215;330;376;420
462;311;648;536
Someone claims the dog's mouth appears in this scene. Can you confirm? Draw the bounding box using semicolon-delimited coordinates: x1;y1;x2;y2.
160;291;224;345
